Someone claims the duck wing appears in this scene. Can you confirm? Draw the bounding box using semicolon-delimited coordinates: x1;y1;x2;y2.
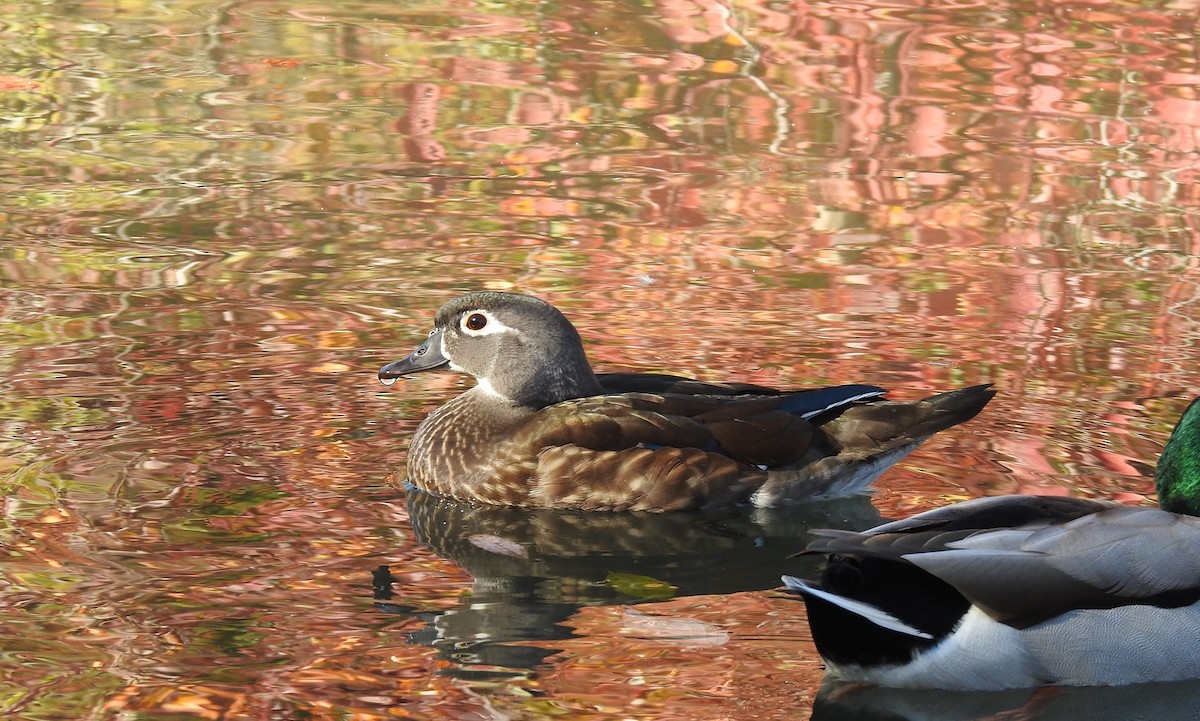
909;506;1200;627
520;384;994;511
514;393;803;512
597;372;788;396
808;497;1200;628
595;379;995;470
807;495;1113;561
518;385;889;511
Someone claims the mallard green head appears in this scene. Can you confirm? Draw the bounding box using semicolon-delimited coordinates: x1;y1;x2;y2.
1155;396;1200;517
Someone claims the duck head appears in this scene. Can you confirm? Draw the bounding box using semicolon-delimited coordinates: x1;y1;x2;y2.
1156;396;1200;517
379;292;604;408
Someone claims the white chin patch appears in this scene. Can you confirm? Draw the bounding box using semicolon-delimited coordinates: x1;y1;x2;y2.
379;376;398;386
475;378;503;398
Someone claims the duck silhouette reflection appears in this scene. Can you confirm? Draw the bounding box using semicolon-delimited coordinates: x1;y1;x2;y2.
811;678;1200;721
374;488;884;675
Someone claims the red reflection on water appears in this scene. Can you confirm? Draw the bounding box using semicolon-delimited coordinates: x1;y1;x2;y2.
1;0;1199;718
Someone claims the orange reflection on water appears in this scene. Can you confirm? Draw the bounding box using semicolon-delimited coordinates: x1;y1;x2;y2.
528;593;823;721
0;0;1199;719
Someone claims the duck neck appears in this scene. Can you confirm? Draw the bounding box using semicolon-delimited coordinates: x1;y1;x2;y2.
521;358;603;408
485;341;603;409
1155;397;1200;517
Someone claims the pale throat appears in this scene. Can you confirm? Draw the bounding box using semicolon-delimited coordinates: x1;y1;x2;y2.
472;377;506;399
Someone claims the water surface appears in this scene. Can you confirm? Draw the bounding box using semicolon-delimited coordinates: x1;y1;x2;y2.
1;1;1199;719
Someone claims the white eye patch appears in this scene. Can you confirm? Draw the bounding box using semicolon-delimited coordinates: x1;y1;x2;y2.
458;309;514;337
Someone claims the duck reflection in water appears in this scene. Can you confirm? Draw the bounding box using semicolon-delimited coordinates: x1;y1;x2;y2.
372;488;884;676
811;678;1200;721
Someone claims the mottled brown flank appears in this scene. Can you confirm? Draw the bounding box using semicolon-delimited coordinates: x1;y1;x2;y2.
532;445;762;511
405;381;995;511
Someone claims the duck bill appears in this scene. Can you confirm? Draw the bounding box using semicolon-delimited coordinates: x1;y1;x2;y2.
378;329;449;386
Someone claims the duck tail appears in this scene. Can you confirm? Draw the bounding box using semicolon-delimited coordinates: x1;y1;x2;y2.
906;384;997;435
750;384;996;506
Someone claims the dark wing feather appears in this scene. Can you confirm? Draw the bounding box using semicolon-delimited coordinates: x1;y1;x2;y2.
597;372;785;396
817;385;997;456
701;410;815;467
529;392;827;469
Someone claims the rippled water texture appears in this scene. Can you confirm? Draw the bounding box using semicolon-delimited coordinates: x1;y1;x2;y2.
1;1;1199;719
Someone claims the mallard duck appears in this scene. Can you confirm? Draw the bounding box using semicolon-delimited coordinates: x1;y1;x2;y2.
783;396;1200;689
378;291;994;512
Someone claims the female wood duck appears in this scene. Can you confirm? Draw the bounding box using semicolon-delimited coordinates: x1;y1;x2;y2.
378;291;994;512
783;395;1200;689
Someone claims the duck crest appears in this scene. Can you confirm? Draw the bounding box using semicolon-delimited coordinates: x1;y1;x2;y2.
380;291;995;512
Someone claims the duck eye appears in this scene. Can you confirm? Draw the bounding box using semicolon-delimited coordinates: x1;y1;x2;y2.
465;313;487;331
